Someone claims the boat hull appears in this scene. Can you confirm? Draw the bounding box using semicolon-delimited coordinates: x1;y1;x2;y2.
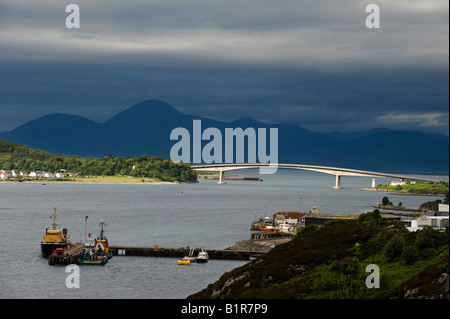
195;258;208;263
77;259;108;266
77;256;108;266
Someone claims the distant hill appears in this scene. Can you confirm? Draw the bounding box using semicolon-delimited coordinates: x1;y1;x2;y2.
327;128;392;142
0;99;448;174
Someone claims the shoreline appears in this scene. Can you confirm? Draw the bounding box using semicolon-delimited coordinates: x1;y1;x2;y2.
0;178;181;185
361;187;447;197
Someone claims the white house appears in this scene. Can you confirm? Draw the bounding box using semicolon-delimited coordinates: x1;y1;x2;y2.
0;170;10;179
391;180;406;186
44;172;54;178
391;180;416;186
56;172;66;178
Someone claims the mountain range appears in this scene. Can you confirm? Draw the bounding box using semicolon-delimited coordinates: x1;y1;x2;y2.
0;99;448;174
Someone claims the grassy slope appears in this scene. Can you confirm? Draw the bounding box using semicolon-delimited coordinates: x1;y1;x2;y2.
371;181;449;196
189;218;448;299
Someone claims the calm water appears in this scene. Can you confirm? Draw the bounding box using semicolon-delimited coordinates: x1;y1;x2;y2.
0;169;447;299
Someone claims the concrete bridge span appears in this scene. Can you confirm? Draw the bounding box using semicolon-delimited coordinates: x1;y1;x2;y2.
192;163;436;189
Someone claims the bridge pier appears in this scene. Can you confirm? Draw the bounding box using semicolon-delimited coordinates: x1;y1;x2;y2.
333;175;343;189
217;170;226;184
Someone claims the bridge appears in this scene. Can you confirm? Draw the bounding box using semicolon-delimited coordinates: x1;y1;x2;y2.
192;163;435;189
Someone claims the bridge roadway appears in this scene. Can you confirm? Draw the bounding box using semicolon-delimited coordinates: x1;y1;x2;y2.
192;163;436;188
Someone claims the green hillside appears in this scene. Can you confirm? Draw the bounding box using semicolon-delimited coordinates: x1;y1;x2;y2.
189;211;449;299
0;140;197;183
371;180;449;196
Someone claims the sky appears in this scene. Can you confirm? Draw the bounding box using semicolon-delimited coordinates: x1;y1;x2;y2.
0;0;448;134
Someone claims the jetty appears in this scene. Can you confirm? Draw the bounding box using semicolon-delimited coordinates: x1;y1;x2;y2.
48;245;82;265
109;245;265;260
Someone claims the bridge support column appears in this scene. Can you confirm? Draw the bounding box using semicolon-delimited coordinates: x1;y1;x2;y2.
217;170;226;184
333;175;342;189
372;178;376;188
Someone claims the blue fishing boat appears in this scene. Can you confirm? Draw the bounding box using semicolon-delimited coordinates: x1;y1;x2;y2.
77;238;109;266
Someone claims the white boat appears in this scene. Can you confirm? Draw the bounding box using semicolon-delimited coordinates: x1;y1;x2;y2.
195;249;209;263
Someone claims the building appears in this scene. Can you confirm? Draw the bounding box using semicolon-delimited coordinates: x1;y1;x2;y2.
390;180;416;186
439;204;449;213
0;170;11;179
406;215;449;232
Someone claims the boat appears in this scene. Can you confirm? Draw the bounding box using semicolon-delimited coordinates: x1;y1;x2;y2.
77;219;111;265
77;237;109;266
41;208;72;257
195;248;209;263
259;225;279;232
95;221;112;259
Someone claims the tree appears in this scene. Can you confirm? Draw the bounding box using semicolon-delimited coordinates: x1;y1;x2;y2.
358;209;381;222
384;235;405;261
382;196;393;206
414;226;448;250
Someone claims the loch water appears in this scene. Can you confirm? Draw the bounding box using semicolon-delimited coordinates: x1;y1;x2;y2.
0;169;447;298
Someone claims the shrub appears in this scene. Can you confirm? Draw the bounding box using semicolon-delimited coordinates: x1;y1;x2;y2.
384;235;405;261
382;196;393;206
296;224;319;238
402;245;419;265
324;218;353;227
414;226;448;250
358;209;382;222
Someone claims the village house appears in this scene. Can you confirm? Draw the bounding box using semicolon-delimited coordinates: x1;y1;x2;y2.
1;170;72;180
0;170;11;179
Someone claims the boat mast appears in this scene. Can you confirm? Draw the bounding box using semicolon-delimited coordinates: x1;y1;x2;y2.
85;215;88;243
98;221;106;240
50;208;58;230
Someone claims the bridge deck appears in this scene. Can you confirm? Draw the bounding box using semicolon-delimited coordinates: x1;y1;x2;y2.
192;163;434;181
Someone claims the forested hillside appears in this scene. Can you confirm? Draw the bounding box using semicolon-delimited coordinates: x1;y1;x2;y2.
0;140;197;183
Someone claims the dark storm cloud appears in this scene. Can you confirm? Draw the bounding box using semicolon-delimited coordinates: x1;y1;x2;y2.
0;0;448;133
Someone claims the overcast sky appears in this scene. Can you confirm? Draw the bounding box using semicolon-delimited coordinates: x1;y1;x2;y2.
0;0;448;134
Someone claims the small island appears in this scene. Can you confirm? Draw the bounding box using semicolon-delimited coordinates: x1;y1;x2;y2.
362;180;449;197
